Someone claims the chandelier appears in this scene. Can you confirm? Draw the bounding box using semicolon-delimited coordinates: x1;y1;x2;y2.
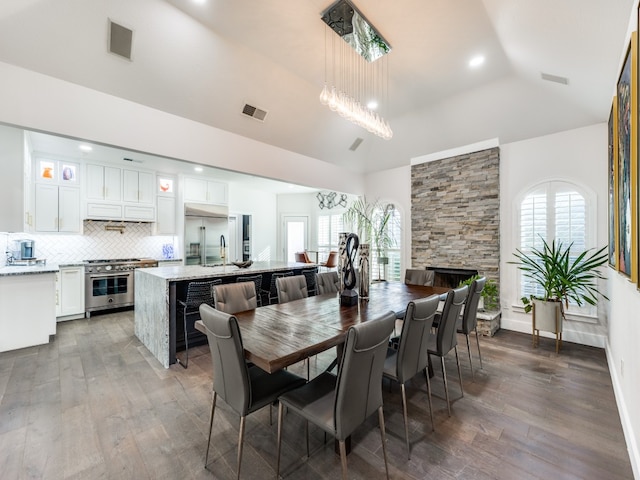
320;0;393;140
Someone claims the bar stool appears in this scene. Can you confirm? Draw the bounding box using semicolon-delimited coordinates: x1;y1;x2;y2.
236;274;263;306
177;279;221;368
301;268;317;296
262;271;293;305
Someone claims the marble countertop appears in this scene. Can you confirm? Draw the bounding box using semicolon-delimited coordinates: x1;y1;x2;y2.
0;263;61;277
136;261;315;282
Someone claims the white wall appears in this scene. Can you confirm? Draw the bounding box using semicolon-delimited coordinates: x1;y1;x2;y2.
0;125;25;232
228;182;277;262
608;273;640;479
499;124;609;347
607;4;640;474
0;61;364;197
364;165;411;271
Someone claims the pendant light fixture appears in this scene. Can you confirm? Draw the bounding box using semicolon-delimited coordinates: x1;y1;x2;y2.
320;0;393;140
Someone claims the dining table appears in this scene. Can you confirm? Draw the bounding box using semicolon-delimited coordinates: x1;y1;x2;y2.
195;281;450;374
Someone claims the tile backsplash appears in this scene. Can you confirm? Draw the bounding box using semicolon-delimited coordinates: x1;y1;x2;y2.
1;220;177;266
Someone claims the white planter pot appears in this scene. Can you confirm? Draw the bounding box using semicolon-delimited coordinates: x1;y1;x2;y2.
532;298;563;352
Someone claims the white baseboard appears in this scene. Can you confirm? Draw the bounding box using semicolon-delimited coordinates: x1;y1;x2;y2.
606;340;640;480
500;317;606;348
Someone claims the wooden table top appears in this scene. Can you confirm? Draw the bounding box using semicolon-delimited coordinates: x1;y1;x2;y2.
195;282;450;373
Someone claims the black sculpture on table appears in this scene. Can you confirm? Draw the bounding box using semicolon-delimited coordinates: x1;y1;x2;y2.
340;233;359;306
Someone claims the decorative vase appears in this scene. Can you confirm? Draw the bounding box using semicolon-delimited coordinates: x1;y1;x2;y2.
340;233;359;306
338;232;348;293
359;243;370;299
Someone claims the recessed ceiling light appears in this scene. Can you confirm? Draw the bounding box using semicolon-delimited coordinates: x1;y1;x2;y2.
367;100;378;110
469;55;485;68
194;166;203;172
78;144;92;152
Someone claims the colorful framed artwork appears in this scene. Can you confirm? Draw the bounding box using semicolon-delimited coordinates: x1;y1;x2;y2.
158;177;174;194
616;33;638;281
608;100;617;269
61;163;77;183
38;159;56;182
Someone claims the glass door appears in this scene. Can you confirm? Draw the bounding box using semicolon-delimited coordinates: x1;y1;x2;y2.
283;216;308;262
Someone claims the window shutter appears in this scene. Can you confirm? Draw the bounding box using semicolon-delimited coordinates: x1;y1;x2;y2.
555;190;586;251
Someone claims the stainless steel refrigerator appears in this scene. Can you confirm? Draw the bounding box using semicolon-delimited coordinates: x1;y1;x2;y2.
184;204;229;266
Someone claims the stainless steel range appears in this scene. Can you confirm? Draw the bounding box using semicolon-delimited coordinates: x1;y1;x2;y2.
84;258;158;316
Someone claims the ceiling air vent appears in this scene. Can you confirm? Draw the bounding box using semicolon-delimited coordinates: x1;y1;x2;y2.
541;72;569;85
349;137;364;151
242;103;268;122
108;19;133;60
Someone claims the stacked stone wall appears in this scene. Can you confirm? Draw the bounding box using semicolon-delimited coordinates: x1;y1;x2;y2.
411;147;500;292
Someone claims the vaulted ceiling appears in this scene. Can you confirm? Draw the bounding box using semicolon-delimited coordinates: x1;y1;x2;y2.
0;0;634;175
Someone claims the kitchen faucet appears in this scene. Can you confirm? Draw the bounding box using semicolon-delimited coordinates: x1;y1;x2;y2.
220;234;226;266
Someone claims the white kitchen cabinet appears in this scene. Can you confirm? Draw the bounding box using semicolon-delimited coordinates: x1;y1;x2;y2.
123;169;154;204
56;266;85;320
86;202;123;220
86;164;121;201
123;205;155;221
34;184;81;233
183;177;227;205
1;272;56;352
86;166;155;221
156;196;176;234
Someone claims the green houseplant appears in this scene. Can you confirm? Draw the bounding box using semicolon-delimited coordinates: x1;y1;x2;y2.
511;238;608;312
458;275;499;311
342;196;396;281
510;237;608;350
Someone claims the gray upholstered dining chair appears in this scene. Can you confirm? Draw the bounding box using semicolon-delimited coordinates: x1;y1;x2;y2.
315;271;339;294
404;268;435;286
177;278;221;369
199;304;306;479
383;294;440;458
427;285;468;416
276;311;396;480
213;282;258;314
458;276;486;379
395;268;436;320
276;274;308;303
236;274;263;307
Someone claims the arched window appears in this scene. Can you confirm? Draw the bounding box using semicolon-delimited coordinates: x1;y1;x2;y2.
371;204;402;282
518;181;594;313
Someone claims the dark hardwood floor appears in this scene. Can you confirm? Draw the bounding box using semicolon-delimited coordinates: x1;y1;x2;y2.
0;310;633;479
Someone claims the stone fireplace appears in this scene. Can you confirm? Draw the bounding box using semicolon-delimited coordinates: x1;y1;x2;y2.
411;146;500;319
427;266;478;288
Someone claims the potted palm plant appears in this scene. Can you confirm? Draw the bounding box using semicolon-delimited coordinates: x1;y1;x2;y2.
511;238;608;350
342;196;396;281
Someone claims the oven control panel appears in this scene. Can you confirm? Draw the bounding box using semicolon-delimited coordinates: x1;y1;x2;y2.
84;259;159;273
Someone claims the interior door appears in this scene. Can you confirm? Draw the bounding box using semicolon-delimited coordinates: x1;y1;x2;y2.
283;215;308;262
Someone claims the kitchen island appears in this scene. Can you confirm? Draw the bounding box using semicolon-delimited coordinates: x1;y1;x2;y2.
134;261;317;368
0;263;59;352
